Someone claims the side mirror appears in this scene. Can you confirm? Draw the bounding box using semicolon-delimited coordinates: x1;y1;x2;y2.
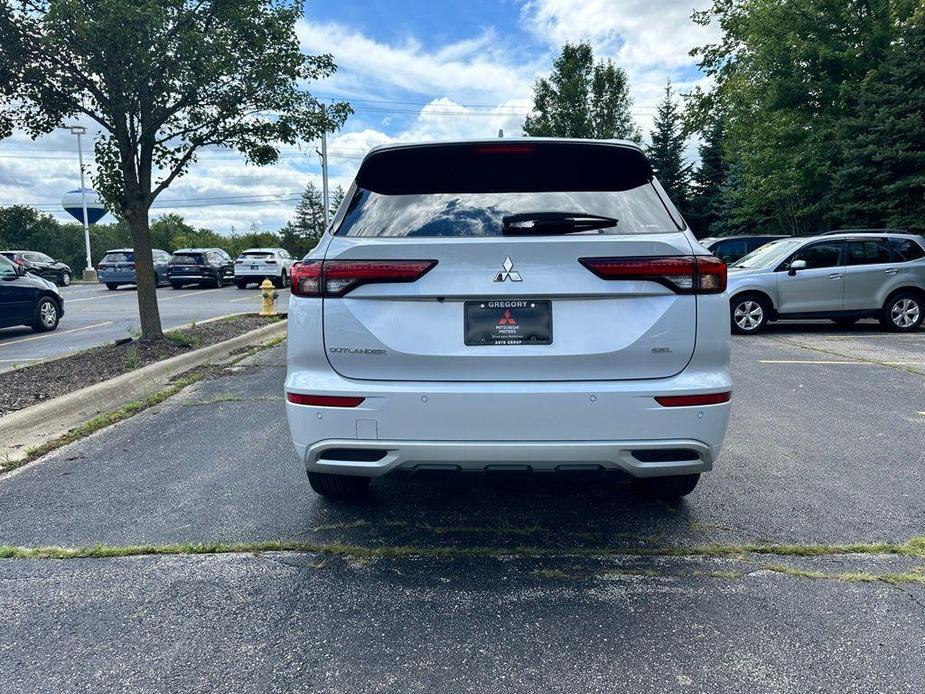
788;259;807;276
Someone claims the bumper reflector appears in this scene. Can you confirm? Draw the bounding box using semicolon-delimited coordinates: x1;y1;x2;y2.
655;392;731;407
286;393;365;407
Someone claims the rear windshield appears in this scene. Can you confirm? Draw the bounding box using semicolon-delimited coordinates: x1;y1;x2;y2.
337;142;684;237
101;252;133;263
171;254;204;264
240;252;273;259
336;187;680;238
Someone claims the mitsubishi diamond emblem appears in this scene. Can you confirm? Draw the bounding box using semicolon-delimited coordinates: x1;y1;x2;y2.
494;257;522;282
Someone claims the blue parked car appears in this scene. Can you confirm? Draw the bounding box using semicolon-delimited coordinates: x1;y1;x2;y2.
97;248;171;290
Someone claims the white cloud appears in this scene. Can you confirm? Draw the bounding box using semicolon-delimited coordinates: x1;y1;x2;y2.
296;19;538;104
521;0;719;73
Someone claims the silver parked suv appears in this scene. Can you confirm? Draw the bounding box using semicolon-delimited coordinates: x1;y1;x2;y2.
285;139;732;500
726;231;925;334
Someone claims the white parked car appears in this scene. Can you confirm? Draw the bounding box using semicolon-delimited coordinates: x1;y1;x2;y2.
234;248;294;289
286;139;731;500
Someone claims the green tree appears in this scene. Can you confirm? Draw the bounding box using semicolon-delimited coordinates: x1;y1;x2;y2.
687;115;727;237
833;10;925;232
688;0;919;235
523;42;641;140
646;80;691;213
0;0;350;339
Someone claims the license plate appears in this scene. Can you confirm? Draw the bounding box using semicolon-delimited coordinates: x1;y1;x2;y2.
251;265;259;270
465;300;552;346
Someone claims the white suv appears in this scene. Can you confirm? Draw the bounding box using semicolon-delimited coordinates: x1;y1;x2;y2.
285;139;731;499
234;248;294;288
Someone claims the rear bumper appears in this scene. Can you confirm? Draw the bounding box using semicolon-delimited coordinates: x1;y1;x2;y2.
303;438;714;478
286;371;731;479
235;269;282;278
97;272;136;284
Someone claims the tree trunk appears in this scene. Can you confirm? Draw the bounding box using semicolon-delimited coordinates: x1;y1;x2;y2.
125;204;163;341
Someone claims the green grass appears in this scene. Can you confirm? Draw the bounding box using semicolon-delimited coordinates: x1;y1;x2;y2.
1;537;923;563
164;330;200;349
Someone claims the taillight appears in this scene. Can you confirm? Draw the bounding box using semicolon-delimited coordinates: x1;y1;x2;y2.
286;393;365;407
290;260;437;297
129;263;135;270
266;259;277;265
579;255;727;294
655;392;731;407
235;259;243;264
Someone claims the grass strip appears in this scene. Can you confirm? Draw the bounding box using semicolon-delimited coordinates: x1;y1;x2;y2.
1;536;923;562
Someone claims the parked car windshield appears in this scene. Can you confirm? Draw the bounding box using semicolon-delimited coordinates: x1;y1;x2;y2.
101;252;133;263
336;185;682;238
731;239;802;269
241;251;274;259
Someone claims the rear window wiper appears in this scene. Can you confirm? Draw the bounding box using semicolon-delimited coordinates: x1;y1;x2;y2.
501;212;618;236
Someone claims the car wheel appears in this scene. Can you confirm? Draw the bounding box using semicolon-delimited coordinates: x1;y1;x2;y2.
730;294;770;334
280;271;289;288
307;471;371;499
106;283;119;291
32;297;60;332
236;281;248;290
60;271;71;287
171;282;183;290
632;473;700;499
212;274;223;289
831;317;859;327
881;291;923;332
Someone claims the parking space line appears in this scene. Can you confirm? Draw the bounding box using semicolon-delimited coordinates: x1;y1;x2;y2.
0;321;114;348
67;292;139;303
229;289;289;304
158;289;217;302
758;359;925;365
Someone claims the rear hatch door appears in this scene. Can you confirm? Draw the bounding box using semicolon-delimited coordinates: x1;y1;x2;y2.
321;141;699;382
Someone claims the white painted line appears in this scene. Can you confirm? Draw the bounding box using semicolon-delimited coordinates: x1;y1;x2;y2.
230;289;289;303
67;292;138;303
918;412;925;417
0;358;39;362
158;289;215;302
759;359;925;365
0;321;114;348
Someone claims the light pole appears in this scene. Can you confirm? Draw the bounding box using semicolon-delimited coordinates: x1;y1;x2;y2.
63;124;94;280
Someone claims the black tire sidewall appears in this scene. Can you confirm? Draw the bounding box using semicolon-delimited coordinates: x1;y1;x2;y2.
730;294;769;335
33;297;59;332
882;292;923;332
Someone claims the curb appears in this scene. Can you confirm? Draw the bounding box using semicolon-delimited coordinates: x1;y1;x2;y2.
0;319;287;465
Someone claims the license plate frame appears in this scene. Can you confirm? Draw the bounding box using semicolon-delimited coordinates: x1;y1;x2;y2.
464;299;552;346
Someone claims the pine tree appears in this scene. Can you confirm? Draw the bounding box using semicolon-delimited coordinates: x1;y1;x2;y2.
293;181;326;240
646;80;692;212
523;42;641;141
833;12;925;232
687;115;727;236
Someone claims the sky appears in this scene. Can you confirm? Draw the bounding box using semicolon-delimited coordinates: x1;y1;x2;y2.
0;0;718;235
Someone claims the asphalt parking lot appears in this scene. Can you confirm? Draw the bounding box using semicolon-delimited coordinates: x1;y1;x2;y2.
0;282;288;372
1;323;923;692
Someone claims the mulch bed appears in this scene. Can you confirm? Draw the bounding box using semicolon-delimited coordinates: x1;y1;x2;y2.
0;314;282;417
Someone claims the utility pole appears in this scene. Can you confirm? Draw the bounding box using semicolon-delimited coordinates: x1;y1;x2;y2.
320;103;330;230
65;125;93;278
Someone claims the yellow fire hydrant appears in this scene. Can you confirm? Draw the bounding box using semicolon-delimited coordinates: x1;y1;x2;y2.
260;278;279;316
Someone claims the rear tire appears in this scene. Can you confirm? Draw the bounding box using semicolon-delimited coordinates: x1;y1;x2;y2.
632;473;700;499
211;274;223;289
32;296;60;332
236;280;248;289
307;472;371;499
106;283;119;291
880;291;923;332
170;282;183;290
730;293;770;335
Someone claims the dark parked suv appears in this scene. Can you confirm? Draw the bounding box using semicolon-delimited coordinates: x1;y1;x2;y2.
699;235;785;265
168;248;234;288
0;254;63;333
0;250;73;286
